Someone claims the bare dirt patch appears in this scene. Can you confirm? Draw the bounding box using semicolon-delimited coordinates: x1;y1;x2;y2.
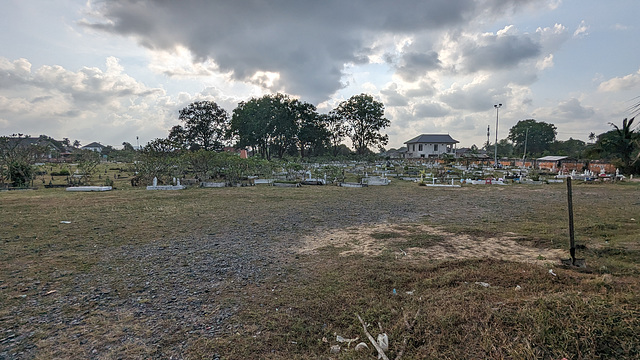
300;223;565;264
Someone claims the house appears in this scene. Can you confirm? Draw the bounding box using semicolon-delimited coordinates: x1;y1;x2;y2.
404;134;459;158
456;147;489;160
81;142;104;152
382;147;407;159
1;135;64;160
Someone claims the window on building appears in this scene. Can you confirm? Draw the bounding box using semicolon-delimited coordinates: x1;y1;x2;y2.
434;144;439;151
412;144;415;151
420;154;425;158
418;144;423;151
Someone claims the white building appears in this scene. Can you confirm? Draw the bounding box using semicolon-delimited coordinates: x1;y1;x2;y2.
81;142;104;152
404;134;459;158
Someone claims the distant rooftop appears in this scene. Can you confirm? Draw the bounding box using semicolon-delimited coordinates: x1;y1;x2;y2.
537;156;570;161
404;134;459;144
82;142;103;148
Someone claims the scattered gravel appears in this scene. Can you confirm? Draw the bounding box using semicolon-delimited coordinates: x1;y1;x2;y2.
1;185;570;358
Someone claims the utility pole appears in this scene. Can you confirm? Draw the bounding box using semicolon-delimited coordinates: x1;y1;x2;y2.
522;127;529;165
486;125;490;150
494;104;502;168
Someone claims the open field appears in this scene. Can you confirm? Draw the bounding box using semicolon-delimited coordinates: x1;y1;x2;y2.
1;181;639;359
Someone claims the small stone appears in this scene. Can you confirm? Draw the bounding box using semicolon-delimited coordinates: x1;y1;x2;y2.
330;345;340;354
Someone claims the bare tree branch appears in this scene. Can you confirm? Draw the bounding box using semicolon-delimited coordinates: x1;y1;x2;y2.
356;313;390;360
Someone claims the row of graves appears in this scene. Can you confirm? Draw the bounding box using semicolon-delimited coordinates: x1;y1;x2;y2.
142;158;626;192
7;156;623;193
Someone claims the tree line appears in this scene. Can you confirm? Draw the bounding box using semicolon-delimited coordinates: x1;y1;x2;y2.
482;117;640;174
164;93;390;159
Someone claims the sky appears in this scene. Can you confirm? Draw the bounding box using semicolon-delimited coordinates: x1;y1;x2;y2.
1;0;639;150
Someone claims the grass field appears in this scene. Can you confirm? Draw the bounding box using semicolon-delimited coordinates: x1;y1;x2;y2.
1;180;639;359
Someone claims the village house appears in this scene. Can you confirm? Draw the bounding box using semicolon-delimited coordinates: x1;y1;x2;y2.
404;134;459;158
456;147;489;160
2;135;65;160
382;147;407;159
81;142;105;153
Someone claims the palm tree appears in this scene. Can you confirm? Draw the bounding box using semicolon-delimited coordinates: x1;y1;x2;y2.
607;117;639;174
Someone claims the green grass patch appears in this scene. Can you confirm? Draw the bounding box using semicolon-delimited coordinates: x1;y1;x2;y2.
369;231;403;240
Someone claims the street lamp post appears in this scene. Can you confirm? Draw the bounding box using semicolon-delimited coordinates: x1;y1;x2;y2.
494;104;502;168
522;127;529;164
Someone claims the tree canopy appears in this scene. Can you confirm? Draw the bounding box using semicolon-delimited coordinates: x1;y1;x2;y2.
230;93;327;159
507;119;557;157
550;138;586;158
169;101;230;151
297;105;329;158
231;94;295;160
0;135;48;187
320;111;347;157
335;93;390;155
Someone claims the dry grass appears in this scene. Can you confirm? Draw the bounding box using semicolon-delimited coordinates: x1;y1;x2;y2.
298;223;566;262
1;180;639;359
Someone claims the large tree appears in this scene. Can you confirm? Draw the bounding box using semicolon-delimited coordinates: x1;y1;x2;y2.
231;93;316;159
507;119;557;156
297;104;329;158
135;138;184;184
170;101;230;151
231;97;272;159
267;94;303;159
75;150;101;185
320;111;347;157
550;138;587;158
0;135;47;187
335;93;390;155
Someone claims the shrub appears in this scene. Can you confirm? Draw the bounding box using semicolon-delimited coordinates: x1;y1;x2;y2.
51;169;70;176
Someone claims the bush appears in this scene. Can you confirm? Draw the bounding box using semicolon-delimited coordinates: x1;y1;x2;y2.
8;161;33;187
51;169;70;176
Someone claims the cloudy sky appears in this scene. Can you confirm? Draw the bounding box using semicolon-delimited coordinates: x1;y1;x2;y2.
1;0;639;150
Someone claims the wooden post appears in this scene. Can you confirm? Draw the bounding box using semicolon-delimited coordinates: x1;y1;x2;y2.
567;177;576;265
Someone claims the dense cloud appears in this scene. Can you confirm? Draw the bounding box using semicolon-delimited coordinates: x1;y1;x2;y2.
397;51;442;81
455;34;541;73
413;101;450;118
82;0;547;103
3;0;630;150
0;56;169;142
555;98;595;120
